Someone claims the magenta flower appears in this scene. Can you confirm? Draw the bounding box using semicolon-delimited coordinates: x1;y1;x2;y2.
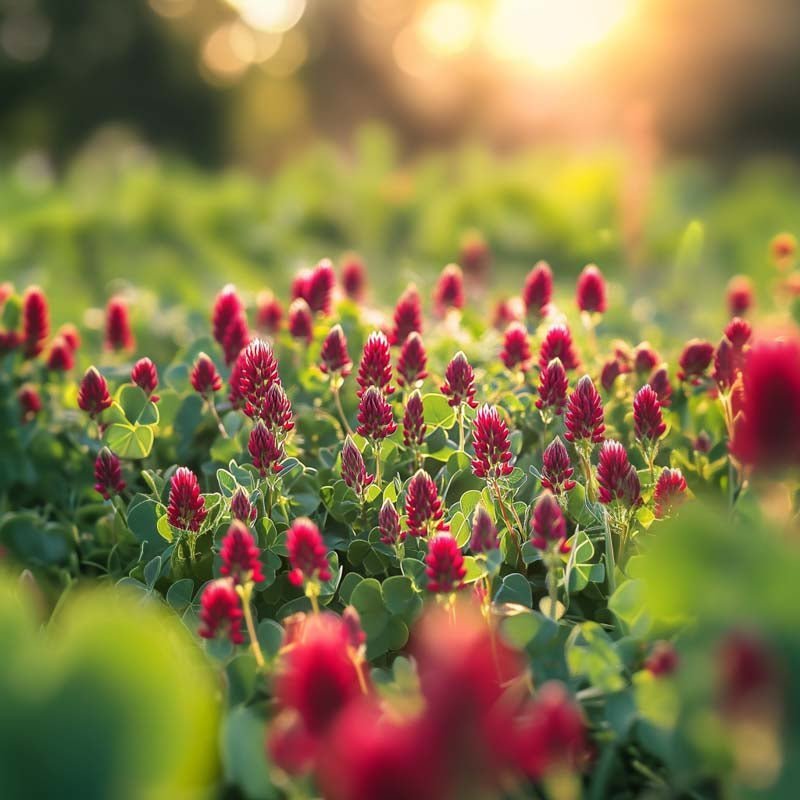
648;366;672;407
600;359;623;393
18;384;41;423
633;385;666;441
261;383;294;435
94;448;126;500
390;285;423;346
191;353;223;396
378;499;401;545
441;351;477;408
539;325;580;371
633;343;659;375
536;357;568;416
433;263;465;316
21;286;49;358
287;518;331;586
425;534;466;593
46;337;74;372
249;422;284;476
541;436;577;495
167;467;207;532
356;331;394;397
724;317;752;350
236;338;281;419
105;296;135;352
212;285;249;366
341;254;366;300
305;259;335;315
402;389;426;448
320;324;352;377
198;579;244;644
341;436;374;498
501;322;532;372
470;505;499;553
564;375;605;444
131;357;159;401
726;275;753;317
405;469;447;539
356;386;396;441
397;332;428;387
597;441;641;507
677;339;714;382
77;366;112;418
576;264;607;313
522;260;553;319
530;492;569;553
653;468;688;519
220;520;264;584
471;405;514;481
288;298;314;343
231;488;257;523
256;291;283;333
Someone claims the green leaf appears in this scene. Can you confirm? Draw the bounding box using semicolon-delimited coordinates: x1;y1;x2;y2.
494;573;532;607
118;384;159;425
382;576;421;619
222;706;276;799
156;514;174;542
257;619;285;660
104;423;155;460
350;579;389;638
566;622;625;692
166;579;194;611
143;556;162;589
449;511;470;547
216;469;238;498
459;490;483;518
609;580;652;638
422;393;456;429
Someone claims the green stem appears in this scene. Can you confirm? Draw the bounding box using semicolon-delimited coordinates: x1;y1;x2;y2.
457;404;466;451
332;383;353;436
237;584;265;668
206;396;228;438
494;482;522;568
546;562;559;621
603;509;616;596
373;440;382;487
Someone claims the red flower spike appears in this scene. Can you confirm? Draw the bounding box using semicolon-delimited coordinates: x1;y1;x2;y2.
249;422;284;476
677;339;714;382
576;263;607;313
713;336;737;390
397;331;428;387
340;253;366;300
425;534;466;593
320;324;352;377
523;260;553;319
46;336;74;372
539;324;580;371
305;259;335;315
633;343;659;375
356;386;396;441
653;468;688;519
167;466;207;532
492;296;523;330
633;384;666;441
341;605;366;650
220;520;264;584
130;357;159;401
441;350;477;408
405;469;447;539
93;448;126;500
105;296;134;352
228;357;244;409
58;323;81;353
501;322;532;372
21;286;49;358
261;382;294;434
645;641;679;677
390;284;422;346
378;499;401;545
402;389;426;448
648;365;673;407
470;505;499;553
341;436;374;497
0;331;21;354
198;579;244;645
433;263;465;316
236;338;281;419
231;488;257;523
288;298;314;343
212;284;249;365
600;359;622;393
190;352;222;395
718;630;778;715
221;313;250;366
471;405;514;481
356;331;394;397
564;375;605;444
541;436;577;495
597;440;641;506
77;366;112;418
18;384;41;423
536;357;568;415
724;317;752;350
256;291;283;333
530;492;569;553
291;269;311;301
286;518;331;586
727;275;754;317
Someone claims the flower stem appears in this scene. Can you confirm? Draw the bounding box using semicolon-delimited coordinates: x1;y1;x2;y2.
546;561;559;621
373;440;382;487
494;482;522;568
238;584;265;669
332;383;353;436
603;509;616;596
206;397;228;439
457;404;466;451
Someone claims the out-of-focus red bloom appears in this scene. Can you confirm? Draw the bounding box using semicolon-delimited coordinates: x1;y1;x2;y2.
77;366;112;418
648;365;673;407
167;466;207;532
291;269;311;301
212;284;250;365
340;253;366;301
471;405;514;480
130;357;159;401
198;579;244;645
718;631;779;716
397;332;428;387
633;384;666;441
21;286;49;358
539;324;580;371
727;275;753;316
341;606;366;650
220;519;264;584
677;339;714;382
286;517;331;586
730;335;800;468
190;352;222;395
320;324;352;377
236;338;281;418
770;232;796;267
434;263;465;316
249;422;284;476
260;382;294;435
713;336;737;390
441;351;477;408
93;448;126;500
46;336;74;372
105;296;134;352
356;331;394;397
523;260;553;319
694;431;712;453
725;317;752;350
341;436;374;497
541;436;577;495
58;323;81;353
267;711;316;777
288;298;314;343
256;291;283;333
530;492;569;553
576;264;607;313
645;641;679;677
425;534;466;593
653;467;688;519
231;488;257;523
597;440;641;506
0;331;21;354
356;386;396;440
459;230;491;278
600;359;622;393
405;469;447;539
536;357;568;416
305;259;335;315
378;499;401;545
564;375;605;444
390;284;422;345
501;322;532;372
633;343;659;374
228;356;244;409
492;296;523;329
17;384;41;423
402;389;426;447
470;505;499;553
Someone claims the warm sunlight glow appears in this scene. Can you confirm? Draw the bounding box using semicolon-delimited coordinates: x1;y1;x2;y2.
417;1;478;57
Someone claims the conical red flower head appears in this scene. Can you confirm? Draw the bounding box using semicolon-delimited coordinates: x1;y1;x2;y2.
712;336;737;390
564;375;605;444
730;335;800;469
378;499;401;545
231;488;257;523
17;384;41;423
131;357;159;401
305;259;335;315
198;579;244;645
633;384;666;441
541;436;577;495
492;296;523;330
597;440;641;506
356;331;394;397
21;286;49;358
341;436;374;497
470;505;499;553
236;338;281;419
397;332;428;387
441;350;477;408
633;343;659;375
291;269;311;301
405;469;447;539
523;260;553;319
256;291;283;333
576;264;607;313
249;422;284;476
0;330;21;354
94;448;126;500
727;275;753;317
320;324;352;377
717;630;778;715
77;366;112;418
46;336;74;372
645;641;679;677
648;365;672;407
433;263;465;316
212;284;250;365
724;317;752;350
105;297;134;352
286;517;331;586
402;389;426;448
501;322;532;372
536;357;568;416
288;298;314;343
425;534;466;593
220;520;264;584
460;229;491;276
58;323;81;353
390;284;422;345
677;339;714;382
653;467;688;519
340;253;366;300
471;405;514;481
262;382;294;434
167;466;207;532
530;492;569;553
190;352;222;395
356;385;396;440
539;324;580;371
600;359;622;393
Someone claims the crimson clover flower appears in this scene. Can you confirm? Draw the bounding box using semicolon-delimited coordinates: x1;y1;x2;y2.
77;366;112;418
356;331;394;397
539;324;580;371
105;296;134;352
21;286;49;358
341;436;374;498
530;492;569;553
220;520;264;584
536;357;568;417
402;389;426;448
249;422;284;476
576;264;607;313
198;579;244;645
522;260;553;319
397;331;428;387
390;284;423;346
356;386;396;441
425;534;466;593
167;466;207;532
94;448;126;500
501;322;532;372
469;505;499;553
564;375;605;445
441;351;477;408
433;263;464;316
320;324;352;377
471;404;514;481
404;469;447;539
190;353;223;396
131;357;159;401
287;517;331;587
541;436;577;496
653;468;688;519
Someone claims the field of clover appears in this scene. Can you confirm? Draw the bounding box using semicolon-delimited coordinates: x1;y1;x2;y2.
1;235;800;800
